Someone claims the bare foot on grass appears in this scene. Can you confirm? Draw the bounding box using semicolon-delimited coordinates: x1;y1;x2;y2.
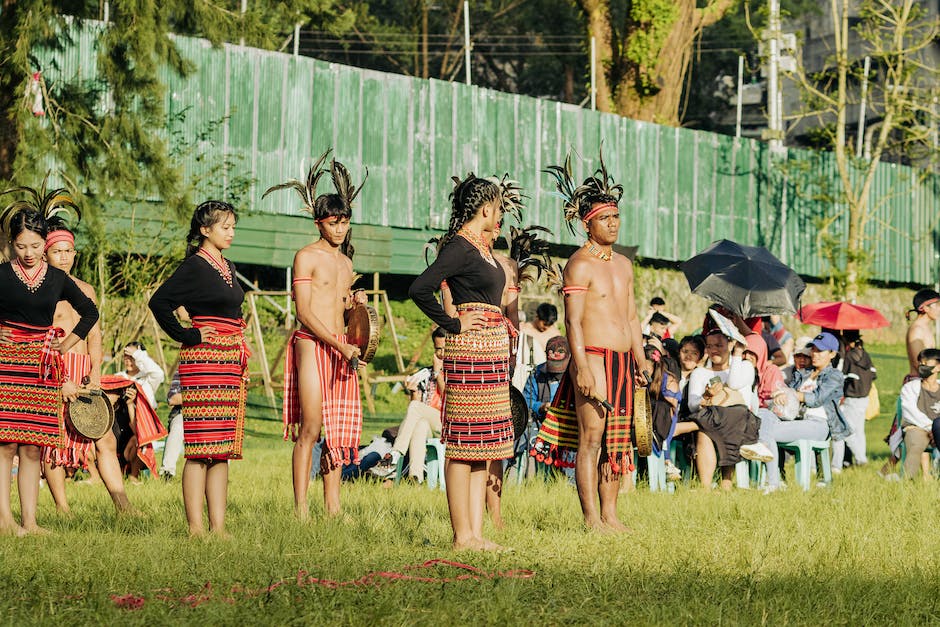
452;537;486;551
210;529;232;540
0;521;27;537
600;517;632;534
23;524;51;536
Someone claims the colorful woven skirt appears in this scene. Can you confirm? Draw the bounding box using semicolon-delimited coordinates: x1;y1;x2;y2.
442;302;513;461
0;322;65;448
44;352;94;468
282;329;362;469
179;316;249;460
531;346;636;475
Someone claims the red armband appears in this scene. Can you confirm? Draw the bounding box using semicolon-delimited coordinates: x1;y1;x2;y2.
562;285;588;295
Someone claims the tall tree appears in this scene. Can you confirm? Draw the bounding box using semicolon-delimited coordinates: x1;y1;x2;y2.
576;0;737;124
784;0;938;300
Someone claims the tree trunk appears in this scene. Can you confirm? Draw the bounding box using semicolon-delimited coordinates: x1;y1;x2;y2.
577;0;734;124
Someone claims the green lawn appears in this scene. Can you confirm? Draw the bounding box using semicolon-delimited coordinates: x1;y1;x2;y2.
2;342;935;625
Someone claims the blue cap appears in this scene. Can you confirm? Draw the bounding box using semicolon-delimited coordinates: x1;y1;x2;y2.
811;332;839;352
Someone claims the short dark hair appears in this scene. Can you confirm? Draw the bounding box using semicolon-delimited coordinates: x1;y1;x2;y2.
431;326;447;340
125;341;146;352
650;296;665;307
919;348;940;363
650;312;670;326
679;335;705;356
536;303;558;326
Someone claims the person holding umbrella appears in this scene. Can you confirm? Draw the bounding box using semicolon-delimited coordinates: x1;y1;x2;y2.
532;152;650;531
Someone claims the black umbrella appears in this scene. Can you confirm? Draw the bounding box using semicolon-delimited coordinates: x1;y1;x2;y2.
680;239;805;317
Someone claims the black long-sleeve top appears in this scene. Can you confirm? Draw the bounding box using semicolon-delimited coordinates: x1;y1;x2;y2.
409;236;505;334
149;254;245;346
0;263;98;338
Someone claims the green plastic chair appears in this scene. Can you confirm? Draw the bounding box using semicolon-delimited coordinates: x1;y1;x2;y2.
777;439;832;490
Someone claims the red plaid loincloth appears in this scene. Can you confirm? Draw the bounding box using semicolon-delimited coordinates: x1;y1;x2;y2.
283;329;361;469
44;352;95;468
531;346;635;475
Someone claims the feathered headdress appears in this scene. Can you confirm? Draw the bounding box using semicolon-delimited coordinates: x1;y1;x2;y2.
488;174;525;226
329;158;368;212
509;225;552;285
261;148;332;215
0;174;81;234
544;148;622;234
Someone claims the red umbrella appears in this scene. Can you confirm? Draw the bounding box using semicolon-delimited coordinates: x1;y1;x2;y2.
797;302;889;330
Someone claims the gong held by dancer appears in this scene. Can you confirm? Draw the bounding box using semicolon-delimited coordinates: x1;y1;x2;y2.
531;152;650;533
264;150;372;520
149;200;249;538
410;173;521;551
0;189;99;536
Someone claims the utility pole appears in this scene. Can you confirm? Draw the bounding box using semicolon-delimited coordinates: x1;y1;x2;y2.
463;1;471;85
422;1;429;79
767;0;783;153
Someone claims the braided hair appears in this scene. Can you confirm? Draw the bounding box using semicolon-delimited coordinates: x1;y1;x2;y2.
185;200;237;257
438;174;500;250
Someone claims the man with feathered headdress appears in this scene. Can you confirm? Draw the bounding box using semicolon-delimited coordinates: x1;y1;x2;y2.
263;149;368;520
531;151;650;532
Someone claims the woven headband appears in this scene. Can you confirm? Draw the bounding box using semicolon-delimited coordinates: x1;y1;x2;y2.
918;297;939;312
44;230;74;252
582;202;618;223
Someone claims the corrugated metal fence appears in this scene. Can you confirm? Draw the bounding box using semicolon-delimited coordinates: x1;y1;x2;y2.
41;22;940;284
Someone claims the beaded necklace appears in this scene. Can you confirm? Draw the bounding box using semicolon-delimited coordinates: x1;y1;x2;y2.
585;240;612;262
458;228;496;266
12;259;48;293
197;248;233;287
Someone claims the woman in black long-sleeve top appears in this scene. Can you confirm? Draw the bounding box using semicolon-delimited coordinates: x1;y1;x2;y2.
149;201;246;538
409;174;513;551
0;209;98;535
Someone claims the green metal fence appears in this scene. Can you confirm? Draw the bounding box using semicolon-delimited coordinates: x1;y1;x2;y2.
38;22;940;284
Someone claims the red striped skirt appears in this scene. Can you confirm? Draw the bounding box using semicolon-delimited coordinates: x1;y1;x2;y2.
0;321;65;448
179;316;249;460
442;303;513;461
44;352;94;468
282;329;361;469
101;376;168;474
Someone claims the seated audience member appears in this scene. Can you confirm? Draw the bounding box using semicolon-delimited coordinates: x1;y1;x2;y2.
343;429;396;482
523;336;571;479
642;296;682;339
159;368;183;480
389;328;445;483
901;349;940;480
647;312;672;341
519;302;560;365
766;315;794;362
680;328;760;491
742;332;852;492
115;342;165;408
834;330;875;471
644;341;682;480
783;340;813;383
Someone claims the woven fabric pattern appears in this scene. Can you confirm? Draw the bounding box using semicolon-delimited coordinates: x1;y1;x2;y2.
442;303;513;461
179;317;248;460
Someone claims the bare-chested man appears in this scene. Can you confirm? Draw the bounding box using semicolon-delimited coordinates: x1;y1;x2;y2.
533;155;649;532
907;289;939;378
42;227;135;514
268;155;367;519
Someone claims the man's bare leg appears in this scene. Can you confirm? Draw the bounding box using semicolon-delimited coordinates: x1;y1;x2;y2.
43;461;71;514
83;448;101;484
0;443;25;535
445;459;484;550
94;433;134;513
205;460;230;537
321;464;341;517
484;460;504;530
292;340;324;521
696;432;718;491
598;459;629;532
574;353;618;530
18;445;48;534
182;459;207;536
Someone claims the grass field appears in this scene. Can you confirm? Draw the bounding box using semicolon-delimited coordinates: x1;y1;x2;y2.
2;342;936;626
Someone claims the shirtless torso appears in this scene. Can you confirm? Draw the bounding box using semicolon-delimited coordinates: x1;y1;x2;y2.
907;316;936;377
52;276;101;384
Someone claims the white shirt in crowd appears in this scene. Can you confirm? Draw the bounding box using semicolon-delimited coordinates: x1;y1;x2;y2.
686;355;756;413
116;348;165;409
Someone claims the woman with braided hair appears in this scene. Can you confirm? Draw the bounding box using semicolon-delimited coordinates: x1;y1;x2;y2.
149;200;247;537
264;150;368;520
410;173;514;551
